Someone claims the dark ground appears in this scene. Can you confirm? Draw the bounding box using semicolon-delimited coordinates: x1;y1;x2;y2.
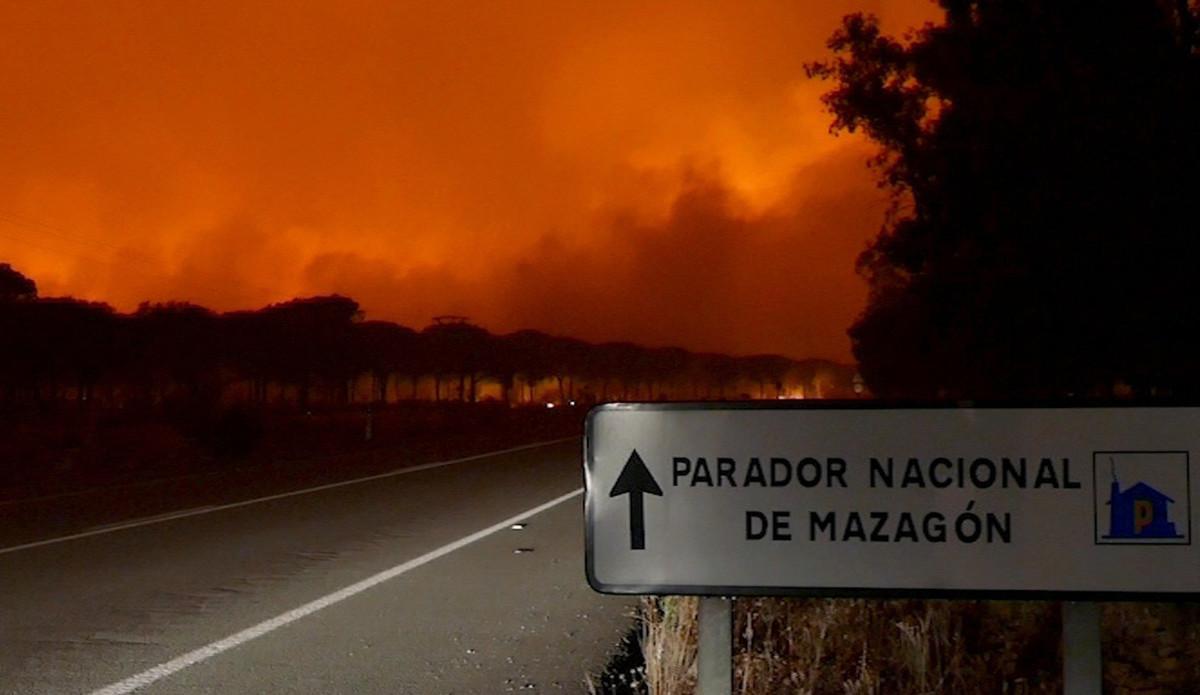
0;402;584;547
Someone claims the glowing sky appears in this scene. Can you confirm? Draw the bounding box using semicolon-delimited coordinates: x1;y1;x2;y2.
0;1;937;360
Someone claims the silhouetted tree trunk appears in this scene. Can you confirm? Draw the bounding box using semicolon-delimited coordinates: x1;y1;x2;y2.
374;371;388;404
1177;0;1197;54
299;377;310;411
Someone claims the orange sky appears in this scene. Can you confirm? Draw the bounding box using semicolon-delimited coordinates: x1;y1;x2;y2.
0;0;938;360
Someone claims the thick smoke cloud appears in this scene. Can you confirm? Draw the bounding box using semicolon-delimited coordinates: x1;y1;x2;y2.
0;0;935;360
294;146;885;359
493;149;887;358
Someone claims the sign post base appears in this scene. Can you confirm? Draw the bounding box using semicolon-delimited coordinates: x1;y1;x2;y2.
1063;601;1102;694
697;597;732;695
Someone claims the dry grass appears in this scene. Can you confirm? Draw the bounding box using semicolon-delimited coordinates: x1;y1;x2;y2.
1103;602;1200;693
733;599;1059;694
642;596;700;695
637;598;1200;694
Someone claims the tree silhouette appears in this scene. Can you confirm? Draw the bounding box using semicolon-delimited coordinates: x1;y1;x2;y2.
256;296;361;409
644;347;690;400
4;298;120;405
131;302;219;407
502;329;554;403
421;317;494;402
701;353;742;400
357;320;420;403
0;263;855;411
543;334;586;403
0;263;37;301
809;1;1200;398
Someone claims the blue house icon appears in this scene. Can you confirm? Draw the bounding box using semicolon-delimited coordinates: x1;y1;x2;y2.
1105;463;1183;539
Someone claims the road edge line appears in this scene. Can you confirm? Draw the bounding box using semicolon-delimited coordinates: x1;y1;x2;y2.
88;487;584;695
0;436;578;556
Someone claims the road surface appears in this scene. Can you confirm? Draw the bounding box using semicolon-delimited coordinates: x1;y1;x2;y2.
0;438;634;694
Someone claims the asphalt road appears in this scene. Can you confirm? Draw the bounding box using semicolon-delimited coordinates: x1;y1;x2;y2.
0;438;635;694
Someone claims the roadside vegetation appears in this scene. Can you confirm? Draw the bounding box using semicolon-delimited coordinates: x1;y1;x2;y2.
606;598;1198;693
0;261;853;501
0;263;852;416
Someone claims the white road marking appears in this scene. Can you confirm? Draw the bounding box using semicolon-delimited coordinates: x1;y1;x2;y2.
88;487;584;695
88;506;218;531
0;471;224;509
0;437;577;556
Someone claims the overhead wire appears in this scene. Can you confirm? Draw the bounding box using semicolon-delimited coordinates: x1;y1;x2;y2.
0;210;242;291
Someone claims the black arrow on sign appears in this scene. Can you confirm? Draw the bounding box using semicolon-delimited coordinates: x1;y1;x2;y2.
609;449;663;550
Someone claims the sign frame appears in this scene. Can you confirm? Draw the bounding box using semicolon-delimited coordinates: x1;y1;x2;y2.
583;400;1200;601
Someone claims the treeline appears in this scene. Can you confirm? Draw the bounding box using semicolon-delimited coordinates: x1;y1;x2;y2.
0;264;854;411
811;2;1200;398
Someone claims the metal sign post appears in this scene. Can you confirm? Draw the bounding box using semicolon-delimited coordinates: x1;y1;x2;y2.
1063;601;1102;694
697;597;732;695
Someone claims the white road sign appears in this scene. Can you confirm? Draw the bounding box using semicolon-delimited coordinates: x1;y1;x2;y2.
584;404;1200;598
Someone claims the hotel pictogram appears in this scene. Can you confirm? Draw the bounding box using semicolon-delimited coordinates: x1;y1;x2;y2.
1094;452;1190;545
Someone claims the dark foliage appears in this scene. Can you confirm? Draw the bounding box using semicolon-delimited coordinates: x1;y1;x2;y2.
808;0;1200;398
591;625;647;694
0;263;37;301
0;264;852;413
201;405;265;459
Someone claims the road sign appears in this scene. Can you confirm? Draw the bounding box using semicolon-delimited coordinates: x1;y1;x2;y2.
584;403;1200;598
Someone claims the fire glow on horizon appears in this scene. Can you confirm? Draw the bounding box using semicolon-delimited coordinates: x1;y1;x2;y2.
0;1;937;360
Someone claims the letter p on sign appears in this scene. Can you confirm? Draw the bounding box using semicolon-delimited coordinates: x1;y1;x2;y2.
1134;500;1154;534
